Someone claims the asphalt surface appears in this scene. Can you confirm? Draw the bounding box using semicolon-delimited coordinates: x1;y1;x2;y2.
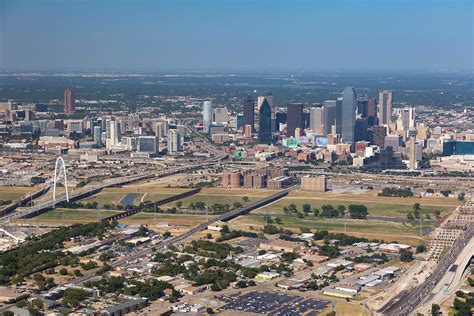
379;223;474;315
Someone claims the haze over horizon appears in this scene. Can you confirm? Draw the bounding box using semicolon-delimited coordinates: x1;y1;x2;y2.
0;0;473;72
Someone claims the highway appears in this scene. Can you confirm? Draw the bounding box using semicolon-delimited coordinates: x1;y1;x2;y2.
379;223;474;315
0;124;227;224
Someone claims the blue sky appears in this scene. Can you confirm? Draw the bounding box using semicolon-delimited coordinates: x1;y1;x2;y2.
0;0;472;72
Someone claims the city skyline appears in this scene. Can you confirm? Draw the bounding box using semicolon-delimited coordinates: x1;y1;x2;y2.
0;0;472;72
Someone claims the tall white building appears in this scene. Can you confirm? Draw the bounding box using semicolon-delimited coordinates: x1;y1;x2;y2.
106;119;121;149
202;101;213;133
167;129;180;154
153;120;169;139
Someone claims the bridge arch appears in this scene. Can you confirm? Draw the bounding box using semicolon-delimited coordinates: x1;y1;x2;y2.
53;156;69;202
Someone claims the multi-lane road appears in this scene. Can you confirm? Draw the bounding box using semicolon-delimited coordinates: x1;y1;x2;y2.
379;223;474;315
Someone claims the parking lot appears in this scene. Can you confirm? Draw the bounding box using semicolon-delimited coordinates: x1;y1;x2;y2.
220;291;329;315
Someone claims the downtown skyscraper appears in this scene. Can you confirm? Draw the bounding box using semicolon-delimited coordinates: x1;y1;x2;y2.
64;88;75;114
337;87;356;146
202;101;212;133
242;95;255;131
258;98;272;144
286;102;304;137
378;90;393;125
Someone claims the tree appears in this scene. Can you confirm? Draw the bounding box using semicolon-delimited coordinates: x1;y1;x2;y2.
233;202;243;209
62;288;90;307
31;298;43;309
59;268;68;275
313;208;320;217
407;213;415;220
302;204;311;214
242;196;249;203
175;201;183;209
413;203;421;211
431;303;440;315
440;190;452;197
416;245;426;253
399;249;414;262
288;203;297;213
348;204;369;219
337;205;346;216
206;307;215;314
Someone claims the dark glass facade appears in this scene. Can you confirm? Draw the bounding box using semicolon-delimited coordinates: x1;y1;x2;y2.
258;99;272;144
243;95;255;131
287;102;304;137
443;141;474;156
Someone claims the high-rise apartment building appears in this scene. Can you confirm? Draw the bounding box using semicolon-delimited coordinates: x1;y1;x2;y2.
64;89;75;114
301;175;327;192
287;102;304;137
93;126;102;146
167;129;180;154
202;101;212;133
378;90;393;125
222;171;243;188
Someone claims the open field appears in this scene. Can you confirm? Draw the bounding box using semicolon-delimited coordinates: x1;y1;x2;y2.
253;190;460;218
71;186;461;219
233;214;427;245
32;208;120;222
336;302;371;316
25;208;210;228
0;186;34;201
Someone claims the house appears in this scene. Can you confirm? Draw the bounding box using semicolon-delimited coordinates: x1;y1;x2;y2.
302;255;330;265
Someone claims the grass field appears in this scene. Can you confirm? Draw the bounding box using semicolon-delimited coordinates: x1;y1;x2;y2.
233;214;427;245
76;187;459;219
253;190;459;218
0;186;34;201
31;208;121;223
335;302;371;316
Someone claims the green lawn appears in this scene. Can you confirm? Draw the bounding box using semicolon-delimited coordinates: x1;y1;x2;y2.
253;197;454;218
158;193;260;209
34;208;121;221
242;214;422;236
